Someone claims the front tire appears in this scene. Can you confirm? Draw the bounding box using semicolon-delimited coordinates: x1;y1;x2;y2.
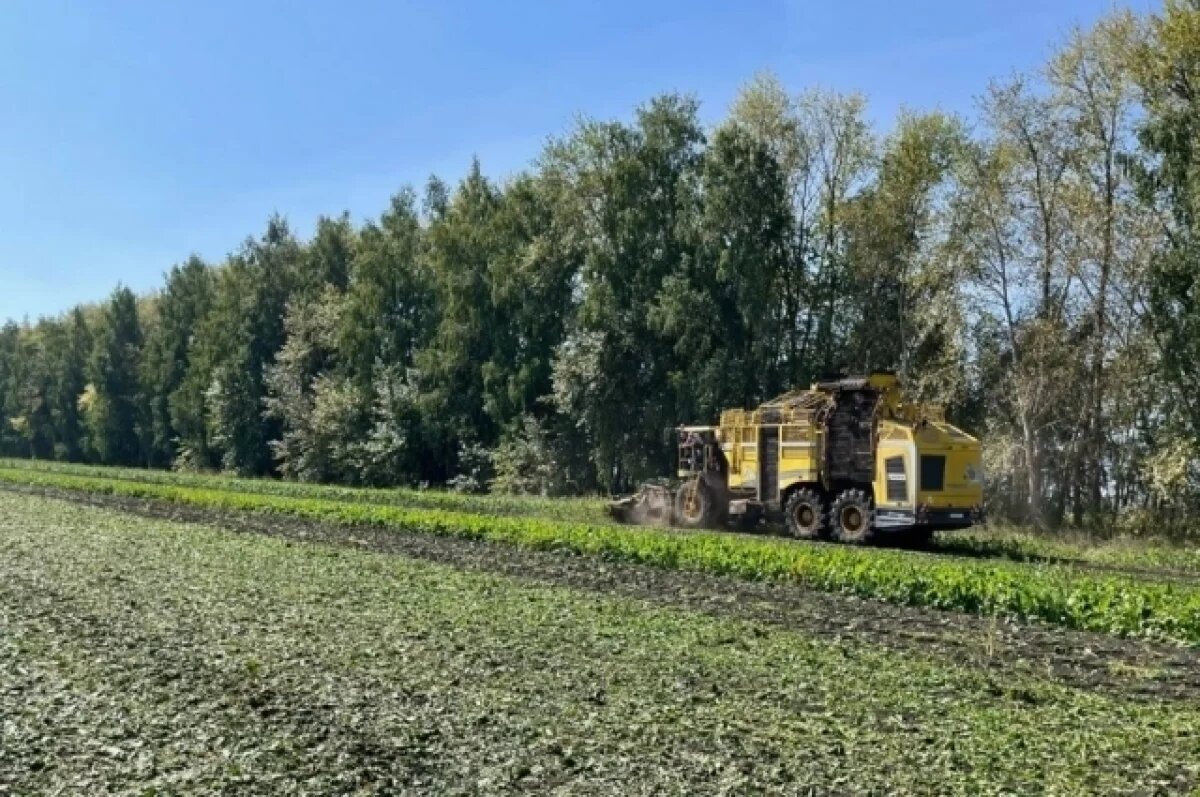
784;487;825;540
674;479;718;529
831;489;875;544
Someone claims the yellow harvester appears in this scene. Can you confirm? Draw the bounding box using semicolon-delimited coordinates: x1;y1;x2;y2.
611;372;984;544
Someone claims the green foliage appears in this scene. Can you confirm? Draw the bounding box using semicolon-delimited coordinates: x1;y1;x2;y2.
653;121;791;419
547;95;706;491
481;175;577;431
144;256;213;467
53;310;92;461
489;414;592;496
0;323;20;456
334;190;434;485
85;287;144;466
201;218;303;475
446;440;493;493
947;523;1200;573
2;457;610;522
0;313;93;462
266;288;380;484
300;213;356;295
416;160;506;477
1133;0;1200;444
339;190;431;389
844;111;967;400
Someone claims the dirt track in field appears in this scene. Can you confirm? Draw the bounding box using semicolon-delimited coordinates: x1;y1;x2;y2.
5;482;1199;703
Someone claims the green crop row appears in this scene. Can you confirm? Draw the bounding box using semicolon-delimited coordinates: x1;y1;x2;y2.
3;464;1199;645
0;458;611;524
7;457;1200;576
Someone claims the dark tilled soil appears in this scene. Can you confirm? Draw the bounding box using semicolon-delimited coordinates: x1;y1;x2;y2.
8;482;1200;703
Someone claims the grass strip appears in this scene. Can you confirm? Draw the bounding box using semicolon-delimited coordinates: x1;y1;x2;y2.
3;464;1199;645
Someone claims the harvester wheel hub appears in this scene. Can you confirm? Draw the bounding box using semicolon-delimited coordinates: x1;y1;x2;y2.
842;506;863;532
674;480;717;529
830;488;875;544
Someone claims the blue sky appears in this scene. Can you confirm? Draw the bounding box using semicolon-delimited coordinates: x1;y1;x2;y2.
1;0;1155;323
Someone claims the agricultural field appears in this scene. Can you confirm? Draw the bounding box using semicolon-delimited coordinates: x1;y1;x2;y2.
8;457;1200;576
3;460;1200;643
0;458;613;523
2;464;1200;794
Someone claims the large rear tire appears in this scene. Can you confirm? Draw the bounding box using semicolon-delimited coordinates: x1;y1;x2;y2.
674;479;718;529
784;487;825;540
831;489;875;545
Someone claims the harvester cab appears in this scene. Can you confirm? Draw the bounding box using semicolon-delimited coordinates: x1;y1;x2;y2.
607;372;985;545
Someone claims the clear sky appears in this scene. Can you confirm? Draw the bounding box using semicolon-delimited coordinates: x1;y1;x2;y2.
1;0;1156;324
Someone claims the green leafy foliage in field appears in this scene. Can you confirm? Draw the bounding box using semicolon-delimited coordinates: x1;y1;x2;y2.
4;463;1200;645
0;458;611;524
12;457;1200;578
1;492;1197;794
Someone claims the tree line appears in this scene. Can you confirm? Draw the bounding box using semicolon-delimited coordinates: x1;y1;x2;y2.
3;2;1200;533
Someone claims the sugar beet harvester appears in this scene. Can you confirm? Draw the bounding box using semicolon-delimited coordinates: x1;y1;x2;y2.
608;373;984;545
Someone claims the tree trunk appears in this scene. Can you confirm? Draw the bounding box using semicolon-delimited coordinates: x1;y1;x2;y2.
1089;149;1115;517
1021;413;1044;528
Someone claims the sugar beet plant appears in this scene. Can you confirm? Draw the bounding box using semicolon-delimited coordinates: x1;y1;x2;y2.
1;463;1198;645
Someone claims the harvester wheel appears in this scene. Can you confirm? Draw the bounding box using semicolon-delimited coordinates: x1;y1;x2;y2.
831;489;875;545
674;479;717;529
784;488;825;540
